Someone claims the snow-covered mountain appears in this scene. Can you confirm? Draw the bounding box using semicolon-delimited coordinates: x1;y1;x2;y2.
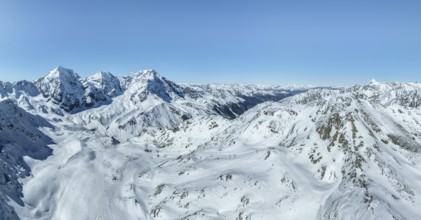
2;66;306;116
1;67;421;220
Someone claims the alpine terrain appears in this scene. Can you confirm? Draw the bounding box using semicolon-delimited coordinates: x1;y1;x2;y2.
1;67;421;220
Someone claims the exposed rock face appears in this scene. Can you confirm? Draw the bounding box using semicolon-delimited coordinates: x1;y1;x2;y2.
0;100;53;220
36;66;85;112
85;71;123;97
82;71;124;107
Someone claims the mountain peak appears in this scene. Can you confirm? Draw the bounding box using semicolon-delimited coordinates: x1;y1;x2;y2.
36;66;85;111
86;71;122;98
89;71;116;81
368;79;381;86
131;69;160;80
45;66;80;82
119;69;183;102
55;65;70;71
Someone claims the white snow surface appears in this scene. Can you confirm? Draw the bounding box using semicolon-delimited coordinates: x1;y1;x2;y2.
1;68;421;220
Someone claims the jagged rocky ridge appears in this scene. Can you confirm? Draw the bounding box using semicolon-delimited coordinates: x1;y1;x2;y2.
0;68;421;220
1;66;305;117
0;100;53;220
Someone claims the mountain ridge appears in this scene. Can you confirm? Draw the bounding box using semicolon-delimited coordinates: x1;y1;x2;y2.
1;66;312;118
1;67;420;220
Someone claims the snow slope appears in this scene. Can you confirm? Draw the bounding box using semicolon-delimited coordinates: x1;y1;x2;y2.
94;82;421;220
1;67;421;220
0;100;53;220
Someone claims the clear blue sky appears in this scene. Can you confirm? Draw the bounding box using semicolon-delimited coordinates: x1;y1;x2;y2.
0;0;420;85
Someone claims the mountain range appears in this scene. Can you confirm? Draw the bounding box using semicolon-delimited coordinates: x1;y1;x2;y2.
1;67;420;220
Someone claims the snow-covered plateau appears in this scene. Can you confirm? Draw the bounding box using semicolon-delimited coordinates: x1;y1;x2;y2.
1;67;421;220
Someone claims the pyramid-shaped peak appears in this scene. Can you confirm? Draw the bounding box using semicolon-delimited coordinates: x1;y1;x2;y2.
44;66;80;81
35;66;85;112
89;71;116;81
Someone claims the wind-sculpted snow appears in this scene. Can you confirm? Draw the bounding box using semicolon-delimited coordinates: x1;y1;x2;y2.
1;67;421;219
108;83;421;220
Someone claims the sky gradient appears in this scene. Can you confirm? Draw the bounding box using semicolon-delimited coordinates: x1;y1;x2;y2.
0;0;420;85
